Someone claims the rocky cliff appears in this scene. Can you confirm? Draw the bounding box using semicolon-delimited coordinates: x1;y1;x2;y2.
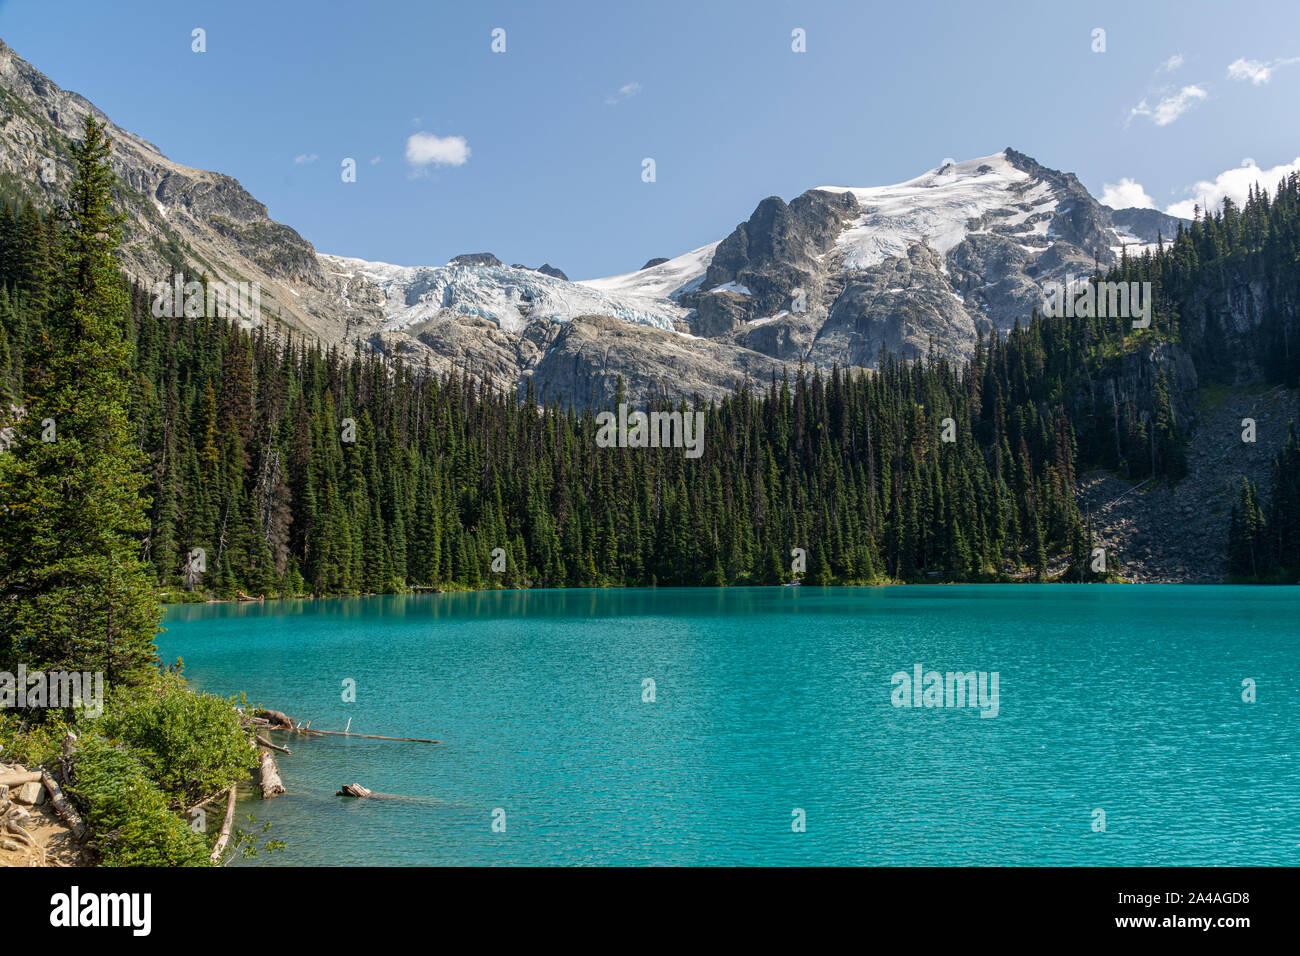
0;38;1188;408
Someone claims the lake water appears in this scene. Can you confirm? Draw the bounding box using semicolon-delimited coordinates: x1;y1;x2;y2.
158;586;1300;866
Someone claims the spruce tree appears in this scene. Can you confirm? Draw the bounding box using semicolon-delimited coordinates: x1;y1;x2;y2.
0;115;161;685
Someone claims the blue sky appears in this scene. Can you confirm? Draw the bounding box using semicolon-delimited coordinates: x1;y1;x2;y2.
2;0;1298;278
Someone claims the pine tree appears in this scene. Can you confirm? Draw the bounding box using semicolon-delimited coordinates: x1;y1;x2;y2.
0;116;161;685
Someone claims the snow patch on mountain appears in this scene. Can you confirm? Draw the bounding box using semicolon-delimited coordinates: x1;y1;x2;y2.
578;241;719;301
816;153;1053;270
319;254;690;334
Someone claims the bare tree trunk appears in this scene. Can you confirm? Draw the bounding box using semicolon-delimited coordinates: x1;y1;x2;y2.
209;786;237;863
40;770;87;840
258;749;285;799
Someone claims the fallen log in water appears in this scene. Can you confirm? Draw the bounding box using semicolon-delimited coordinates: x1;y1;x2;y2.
253;708;295;729
337;783;373;798
260;708;439;743
258;748;285;799
209;787;237;863
298;728;440;744
256;734;291;754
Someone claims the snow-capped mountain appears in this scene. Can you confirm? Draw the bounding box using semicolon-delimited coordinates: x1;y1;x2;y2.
332;148;1182;401
0;37;1184;405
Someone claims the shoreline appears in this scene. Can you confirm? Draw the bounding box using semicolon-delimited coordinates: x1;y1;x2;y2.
158;577;1297;608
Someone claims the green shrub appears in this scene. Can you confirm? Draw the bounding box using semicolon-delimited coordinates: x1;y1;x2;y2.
100;675;257;809
66;735;212;867
0;710;74;767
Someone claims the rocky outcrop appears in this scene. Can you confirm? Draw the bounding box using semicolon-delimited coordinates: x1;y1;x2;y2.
523;314;785;408
1081;385;1300;582
818;244;978;365
449;252;503;268
511;262;569;281
0;39;386;345
681;189;859;335
1111;206;1184;244
1078;342;1201;428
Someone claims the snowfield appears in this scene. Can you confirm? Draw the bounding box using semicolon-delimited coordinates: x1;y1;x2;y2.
319;254;691;334
576;241;719;301
815;153;1056;271
319;151;1159;339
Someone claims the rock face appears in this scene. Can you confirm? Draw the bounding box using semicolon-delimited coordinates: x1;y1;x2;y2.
0;39;1194;407
0;38;386;345
510;262;569;281
1082;384;1300;582
449;252;503;268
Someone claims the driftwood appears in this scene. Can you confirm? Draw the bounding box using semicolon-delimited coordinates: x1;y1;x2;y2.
255;735;291;754
39;770;86;841
334;783;407;800
0;783;46;864
270;707;439;742
0;771;42;788
185;790;226;816
235;590;265;602
209;787;237;863
255;709;295;729
258;749;285;799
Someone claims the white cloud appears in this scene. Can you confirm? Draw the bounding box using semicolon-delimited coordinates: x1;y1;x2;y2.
370;155;382;165
1159;53;1184;73
405;132;470;169
293;153;319;165
1227;58;1270;84
1226;55;1300;85
605;81;642;105
1101;177;1156;210
1227;56;1300;85
1129;85;1207;126
1166;157;1300;218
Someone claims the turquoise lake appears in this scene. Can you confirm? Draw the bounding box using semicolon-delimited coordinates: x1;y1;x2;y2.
158;586;1300;866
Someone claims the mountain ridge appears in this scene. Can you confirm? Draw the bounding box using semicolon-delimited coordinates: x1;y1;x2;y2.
0;37;1187;406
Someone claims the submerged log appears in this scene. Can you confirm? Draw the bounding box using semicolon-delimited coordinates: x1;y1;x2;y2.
336;783;373;798
258;749;285;799
209;786;237;863
300;728;440;744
